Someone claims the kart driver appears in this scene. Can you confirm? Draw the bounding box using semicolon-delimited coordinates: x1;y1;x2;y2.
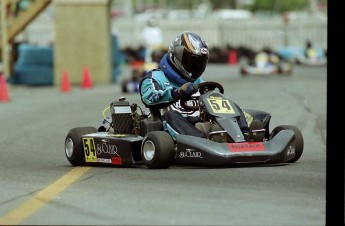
304;40;317;59
139;31;259;140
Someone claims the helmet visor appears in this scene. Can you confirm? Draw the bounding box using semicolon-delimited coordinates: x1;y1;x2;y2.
182;53;208;80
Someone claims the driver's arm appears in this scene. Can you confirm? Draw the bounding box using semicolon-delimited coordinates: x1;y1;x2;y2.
140;77;175;106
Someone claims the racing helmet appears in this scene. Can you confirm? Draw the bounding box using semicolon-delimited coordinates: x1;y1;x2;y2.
168;31;209;82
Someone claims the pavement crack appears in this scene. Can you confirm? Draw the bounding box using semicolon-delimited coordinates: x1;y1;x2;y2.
0;189;39;205
78;169;115;182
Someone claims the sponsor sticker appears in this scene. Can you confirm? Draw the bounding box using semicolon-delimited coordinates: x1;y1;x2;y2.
287;146;295;156
112;157;122;165
113;106;131;114
96;142;119;156
108;134;127;137
207;97;235;114
97;158;112;163
179;149;203;159
228;142;266;152
83;138;98;162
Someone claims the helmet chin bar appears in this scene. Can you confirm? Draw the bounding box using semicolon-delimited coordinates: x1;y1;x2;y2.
171;55;194;81
179;65;193;80
169;52;191;82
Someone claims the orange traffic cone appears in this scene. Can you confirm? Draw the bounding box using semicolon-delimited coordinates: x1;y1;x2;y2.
60;69;71;93
228;50;238;65
0;74;10;102
81;66;93;89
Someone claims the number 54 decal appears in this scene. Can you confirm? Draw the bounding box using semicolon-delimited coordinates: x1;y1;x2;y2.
207;99;235;114
83;138;97;162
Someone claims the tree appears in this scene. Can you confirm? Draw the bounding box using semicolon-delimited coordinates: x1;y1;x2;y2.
248;0;317;14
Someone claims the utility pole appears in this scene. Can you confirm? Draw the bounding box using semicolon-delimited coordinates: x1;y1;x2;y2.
1;0;10;78
309;0;318;15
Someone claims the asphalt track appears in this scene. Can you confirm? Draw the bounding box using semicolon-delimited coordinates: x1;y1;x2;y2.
0;64;327;225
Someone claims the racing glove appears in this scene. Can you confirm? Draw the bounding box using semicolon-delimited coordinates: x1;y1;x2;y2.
172;82;198;100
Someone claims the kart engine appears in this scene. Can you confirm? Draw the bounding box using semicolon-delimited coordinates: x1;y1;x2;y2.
109;97;161;136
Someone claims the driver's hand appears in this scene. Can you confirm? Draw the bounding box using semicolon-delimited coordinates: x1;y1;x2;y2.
172;82;198;99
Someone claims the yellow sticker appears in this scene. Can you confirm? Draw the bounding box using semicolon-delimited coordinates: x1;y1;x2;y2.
207;98;235;114
83;138;97;162
109;134;127;137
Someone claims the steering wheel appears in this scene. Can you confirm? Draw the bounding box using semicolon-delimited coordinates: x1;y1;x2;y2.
197;81;224;95
180;81;224;111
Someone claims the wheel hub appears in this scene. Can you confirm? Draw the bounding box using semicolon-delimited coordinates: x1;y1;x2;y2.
65;138;74;158
143;140;155;161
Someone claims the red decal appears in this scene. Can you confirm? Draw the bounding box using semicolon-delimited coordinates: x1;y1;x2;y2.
112;157;122;165
228;142;266;152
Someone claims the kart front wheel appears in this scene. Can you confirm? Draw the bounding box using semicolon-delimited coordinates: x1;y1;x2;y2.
270;125;304;163
141;131;175;169
65;127;97;166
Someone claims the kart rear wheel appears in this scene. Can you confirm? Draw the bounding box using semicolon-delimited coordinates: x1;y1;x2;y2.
65;127;97;166
141;131;175;169
270;125;304;163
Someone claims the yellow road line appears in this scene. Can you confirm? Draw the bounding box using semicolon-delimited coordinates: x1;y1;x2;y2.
0;167;91;225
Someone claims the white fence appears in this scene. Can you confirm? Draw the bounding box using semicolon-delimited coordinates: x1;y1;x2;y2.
112;18;327;51
17;11;327;51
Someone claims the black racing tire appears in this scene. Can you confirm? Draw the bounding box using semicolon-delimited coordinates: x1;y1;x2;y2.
141;131;175;169
270;125;304;163
65;127;98;166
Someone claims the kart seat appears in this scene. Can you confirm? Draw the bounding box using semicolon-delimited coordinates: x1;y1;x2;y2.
195;122;210;137
139;107;163;136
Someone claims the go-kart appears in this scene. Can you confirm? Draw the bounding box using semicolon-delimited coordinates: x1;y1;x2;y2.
121;61;158;93
295;49;327;66
277;46;327;67
65;81;304;169
240;51;293;76
122;48;165;93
